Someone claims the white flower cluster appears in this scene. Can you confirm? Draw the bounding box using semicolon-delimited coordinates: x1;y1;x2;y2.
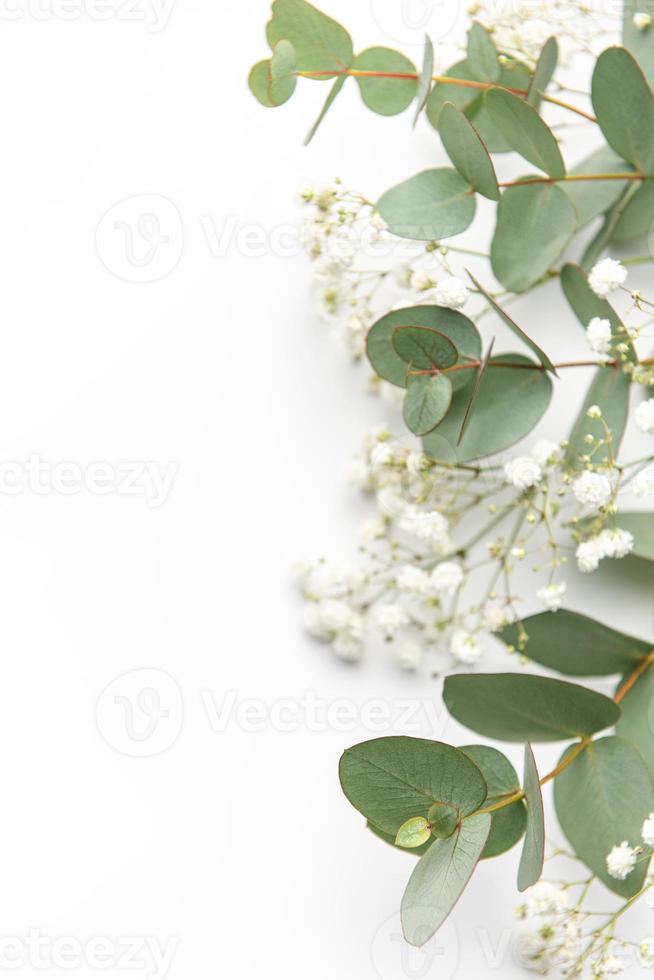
606;812;654;882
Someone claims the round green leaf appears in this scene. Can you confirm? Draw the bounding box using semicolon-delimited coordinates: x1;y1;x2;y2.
392;325;458;370
266;0;353;76
591;46;654;175
396;816;432;848
485;89;565;178
491;179;577;292
439;102;499;201
467;22;500;83
422;354;553;464
613;512;654;561
443;672;620;742
401;812;491;946
501;610;651;676
613;179;654;240
623;4;654;88
339;736;487;836
404;374;453;436
461;744;527;858
352;47;417;115
518;744;545;892
554;736;654;897
615;665;654;773
378;168;476;241
427;802;460;839
366;305;481;391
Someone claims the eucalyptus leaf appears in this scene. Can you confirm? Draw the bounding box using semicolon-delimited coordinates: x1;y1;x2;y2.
461;744;527;858
615;664;654;772
352;47;417;116
367;821;432;857
367;306;481;390
404;374;453;435
566;366;631;468
517;744;545;891
560;263;628;351
580;185;635;271
613;512;654;560
423;354;553;464
491;179;577;292
443;672;620;742
591;46;654;175
392;326;458;370
428;802;460;839
554;736;654;897
339;736;487;836
468;271;556;372
485;89;565;177
563;145;633;228
467;22;500;83
613;179;654;241
501;609;651;676
249;42;297;108
457;338;494;446
527;37;558;108
304;74;347;144
439;102;500;201
401;812;491;946
266;0;353;75
378;168;476;241
414;35;434;125
396;817;432;849
622;1;654;88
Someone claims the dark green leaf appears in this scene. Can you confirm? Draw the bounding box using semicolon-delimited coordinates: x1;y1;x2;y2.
392;325;458;370
501;609;651;676
461;744;527;858
339;736;487;836
591;46;654;175
413;35;434;126
423;354;553;464
468;271;556;372
518;744;545;891
443;672;620;742
485;89;565;178
457;338;494;445
404;374;453;435
615;664;654;771
352;47;417;116
378;168;476;241
566;366;631;468
304;74;347;144
527;37;558;109
467;22;500;83
563;145;633;228
491;180;577;292
560;263;630;355
580;185;636;271
401;812;491;946
613;512;654;560
366;305;481;390
266;0;353;75
428;802;460;839
554;736;654;897
439;102;499;201
623;2;654;88
613;179;654;240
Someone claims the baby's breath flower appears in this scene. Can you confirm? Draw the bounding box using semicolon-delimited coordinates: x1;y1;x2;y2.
537;582;567;611
430;561;464;596
640;937;654;969
531;439;562;467
633;465;654;497
606;841;639;880
523;881;569;917
433;276;469;309
634;11;653;29
505;456;543;490
397;641;423;671
450;630;483;665
587;316;613;357
576;537;605;573
642;813;654;848
373;603;410;639
572;470;612;509
598;527;634;559
636;399;654;435
588;257;627;299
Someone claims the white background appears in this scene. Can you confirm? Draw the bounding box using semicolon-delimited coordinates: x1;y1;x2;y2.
0;1;652;978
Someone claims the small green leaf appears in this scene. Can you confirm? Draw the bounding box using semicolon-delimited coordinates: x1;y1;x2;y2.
560;263;632;358
613;179;654;240
527;37;558;109
304;74;347;144
428;802;460;840
378;168;476;241
563;145;634;228
266;0;353;75
457;338;494;445
249;42;297;108
591;46;654;175
439;102;499;201
623;2;654;88
554;736;654;897
423;354;552;464
566;366;631;469
392;326;458;370
404;374;453;435
485;89;565;178
339;736;487;836
413;34;434;126
396;816;432;848
367;821;432;857
615;664;654;771
401;813;491;946
468;271;556;372
366;306;481;390
613;512;654;561
461;745;527;858
352;47;417;116
518;744;545;891
501;610;651;676
467;22;500;83
491;180;576;292
443;673;620;742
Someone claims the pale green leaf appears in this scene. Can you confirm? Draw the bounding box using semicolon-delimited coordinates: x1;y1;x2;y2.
404;374;453;435
527;37;558;108
591;46;654;175
304;74;347;144
467;22;500;82
396;817;432;849
439;102;499;201
613;179;654;240
378;168;476;241
461;745;526;859
615;665;654;772
413;34;434;125
352;47;417;116
485;89;565;178
266;0;353;75
623;2;654;88
518;744;545;891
